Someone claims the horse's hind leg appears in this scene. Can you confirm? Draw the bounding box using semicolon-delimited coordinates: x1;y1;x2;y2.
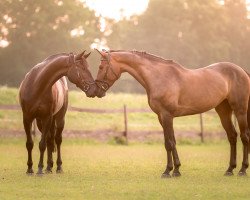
159;113;181;178
23;115;34;174
234;109;249;176
46;118;56;173
215;100;237;176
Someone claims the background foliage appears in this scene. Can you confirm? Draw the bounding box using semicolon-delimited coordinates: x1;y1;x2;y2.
1;0;250;93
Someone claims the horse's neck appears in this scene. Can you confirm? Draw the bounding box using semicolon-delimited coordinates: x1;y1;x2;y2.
118;53;160;92
34;57;69;95
117;53;149;89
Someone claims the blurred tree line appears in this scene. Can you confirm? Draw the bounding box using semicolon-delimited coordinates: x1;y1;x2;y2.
0;0;101;86
1;0;250;93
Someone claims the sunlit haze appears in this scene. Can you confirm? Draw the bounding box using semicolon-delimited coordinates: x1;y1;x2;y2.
85;0;150;21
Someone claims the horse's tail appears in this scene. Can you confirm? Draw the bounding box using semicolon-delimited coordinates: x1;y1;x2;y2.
245;70;250;153
248;99;250;153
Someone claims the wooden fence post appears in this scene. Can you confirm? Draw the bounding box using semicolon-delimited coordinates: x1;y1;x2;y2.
200;113;204;143
123;104;128;144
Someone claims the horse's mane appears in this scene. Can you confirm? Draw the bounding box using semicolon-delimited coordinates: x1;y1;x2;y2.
32;53;69;72
109;50;177;65
43;53;69;62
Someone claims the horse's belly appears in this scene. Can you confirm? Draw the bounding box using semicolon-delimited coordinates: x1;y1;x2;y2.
175;90;226;116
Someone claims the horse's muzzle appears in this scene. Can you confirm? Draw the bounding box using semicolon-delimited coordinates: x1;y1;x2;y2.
96;87;106;98
85;84;97;98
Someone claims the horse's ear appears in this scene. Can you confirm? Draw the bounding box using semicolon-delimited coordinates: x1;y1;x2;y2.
75;50;86;60
84;52;91;59
95;48;106;57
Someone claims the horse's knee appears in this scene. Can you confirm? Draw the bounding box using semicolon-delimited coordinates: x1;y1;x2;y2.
39;140;46;152
240;131;249;145
164;140;174;151
26;141;34;151
228;134;237;145
55;134;62;145
47;138;56;152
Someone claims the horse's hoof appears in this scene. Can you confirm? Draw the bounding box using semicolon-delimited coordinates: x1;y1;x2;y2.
161;173;171;178
224;171;234;176
56;169;63;174
45;169;53;174
172;171;181;177
238;171;247;176
36;169;44;176
26;168;34;175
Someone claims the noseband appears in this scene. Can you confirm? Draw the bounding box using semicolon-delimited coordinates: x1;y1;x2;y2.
68;53;95;92
95;51;119;91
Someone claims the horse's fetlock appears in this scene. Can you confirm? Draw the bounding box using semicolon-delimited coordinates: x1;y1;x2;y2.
167;165;173;171
242;162;249;169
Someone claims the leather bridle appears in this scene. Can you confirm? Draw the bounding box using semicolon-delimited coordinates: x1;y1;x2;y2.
95;51;119;91
68;53;95;92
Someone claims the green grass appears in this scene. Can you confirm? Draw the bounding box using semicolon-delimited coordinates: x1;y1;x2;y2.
0;86;19;105
0;86;224;134
0;138;250;200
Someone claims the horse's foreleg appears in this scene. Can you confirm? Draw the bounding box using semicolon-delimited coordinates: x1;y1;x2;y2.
55;118;65;173
23;116;34;174
46;118;55;173
160;114;181;178
37;116;52;175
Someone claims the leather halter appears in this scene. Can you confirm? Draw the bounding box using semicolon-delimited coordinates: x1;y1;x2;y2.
95;51;119;91
68;53;95;92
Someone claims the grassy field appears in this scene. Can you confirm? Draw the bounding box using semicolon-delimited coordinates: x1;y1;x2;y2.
0;87;249;199
0;86;224;136
0;138;250;200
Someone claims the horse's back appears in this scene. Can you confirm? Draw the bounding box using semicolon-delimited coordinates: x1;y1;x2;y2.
206;62;250;93
187;62;250;90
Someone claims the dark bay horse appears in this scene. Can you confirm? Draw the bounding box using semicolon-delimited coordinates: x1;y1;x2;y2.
95;49;250;177
19;51;96;174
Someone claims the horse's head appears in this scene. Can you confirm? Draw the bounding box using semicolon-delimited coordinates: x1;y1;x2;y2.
95;49;120;98
67;51;96;98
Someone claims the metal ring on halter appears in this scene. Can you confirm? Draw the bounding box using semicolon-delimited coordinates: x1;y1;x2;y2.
95;80;110;91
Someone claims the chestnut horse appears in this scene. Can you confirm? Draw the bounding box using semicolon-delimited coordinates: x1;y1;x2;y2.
19;51;96;174
95;49;250;177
